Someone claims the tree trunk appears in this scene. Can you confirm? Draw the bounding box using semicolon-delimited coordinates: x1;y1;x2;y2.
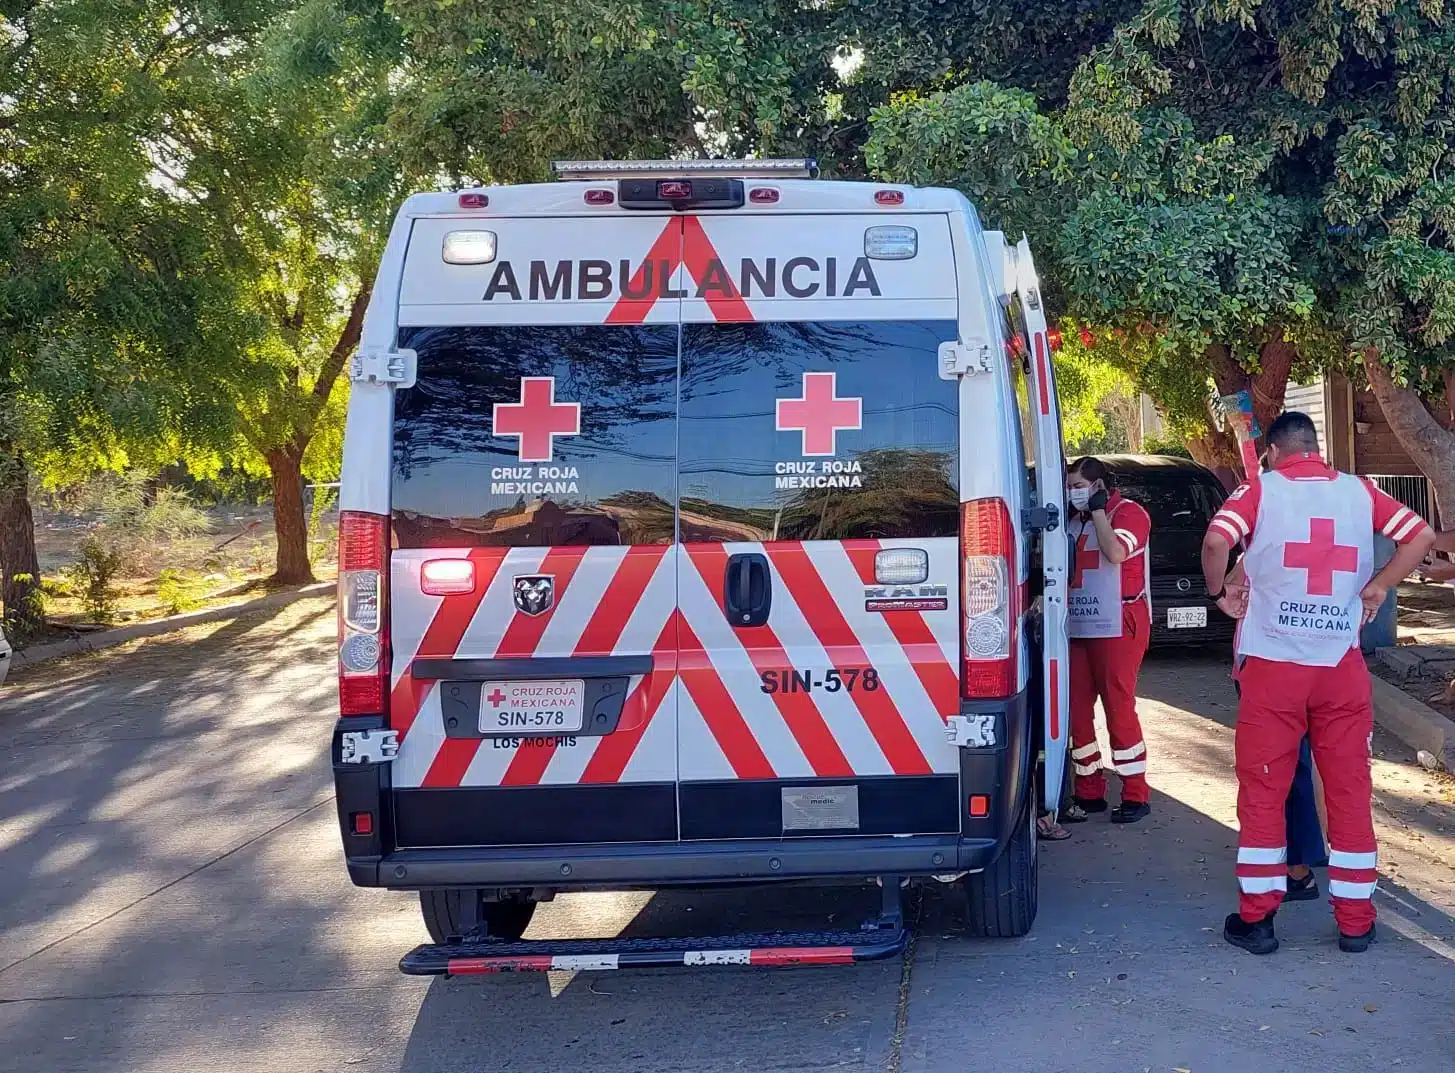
1362;349;1455;526
265;446;314;585
1206;340;1297;443
0;444;43;637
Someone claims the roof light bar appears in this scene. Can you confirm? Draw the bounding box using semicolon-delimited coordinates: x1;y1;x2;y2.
552;158;819;181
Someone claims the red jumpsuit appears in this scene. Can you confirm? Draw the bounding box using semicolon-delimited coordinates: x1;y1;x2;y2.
1068;492;1152;805
1209;455;1430;934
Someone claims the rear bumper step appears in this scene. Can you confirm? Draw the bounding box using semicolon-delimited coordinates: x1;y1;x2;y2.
401;873;910;975
400;927;908;975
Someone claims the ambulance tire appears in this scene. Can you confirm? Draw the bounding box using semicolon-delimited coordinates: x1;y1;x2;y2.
419;889;537;944
961;799;1038;938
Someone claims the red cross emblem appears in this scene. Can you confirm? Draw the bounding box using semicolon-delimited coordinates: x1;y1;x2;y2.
776;372;862;457
492;377;580;463
1283;517;1359;597
486;688;507;707
1071;532;1100;589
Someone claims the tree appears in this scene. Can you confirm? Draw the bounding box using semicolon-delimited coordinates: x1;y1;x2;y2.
0;1;271;631
3;1;415;594
162;0;411;582
386;0;844;180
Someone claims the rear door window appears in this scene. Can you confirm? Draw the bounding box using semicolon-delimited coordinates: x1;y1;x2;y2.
677;320;960;541
391;324;679;547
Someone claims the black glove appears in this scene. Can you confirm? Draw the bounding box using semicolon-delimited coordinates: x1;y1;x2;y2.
1087;488;1109;512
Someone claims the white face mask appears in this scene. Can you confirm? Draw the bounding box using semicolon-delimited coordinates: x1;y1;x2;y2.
1067;487;1092;510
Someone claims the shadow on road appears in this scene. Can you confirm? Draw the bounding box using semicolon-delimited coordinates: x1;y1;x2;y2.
2;629;1452;1073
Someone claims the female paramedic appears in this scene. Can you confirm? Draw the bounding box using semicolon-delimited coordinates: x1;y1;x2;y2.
1062;457;1154;824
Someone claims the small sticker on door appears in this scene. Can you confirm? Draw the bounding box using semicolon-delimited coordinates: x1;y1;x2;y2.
782;785;860;832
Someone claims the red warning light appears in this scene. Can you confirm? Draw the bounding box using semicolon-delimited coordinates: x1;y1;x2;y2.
458;192;488;209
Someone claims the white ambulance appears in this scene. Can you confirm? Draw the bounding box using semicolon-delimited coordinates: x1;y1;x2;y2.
331;159;1071;973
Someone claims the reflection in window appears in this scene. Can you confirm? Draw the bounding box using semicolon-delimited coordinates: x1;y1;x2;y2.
679;320;961;542
391;325;677;547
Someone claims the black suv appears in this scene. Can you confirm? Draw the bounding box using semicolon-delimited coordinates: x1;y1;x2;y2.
1096;455;1237;650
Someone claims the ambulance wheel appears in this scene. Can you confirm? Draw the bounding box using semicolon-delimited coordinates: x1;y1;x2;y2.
961;800;1038;938
420;889;537;943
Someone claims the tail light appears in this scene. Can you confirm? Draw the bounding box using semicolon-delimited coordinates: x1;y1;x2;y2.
338;511;390;716
960;498;1018;698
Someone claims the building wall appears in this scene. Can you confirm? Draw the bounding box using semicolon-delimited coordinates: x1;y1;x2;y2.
1284;381;1328;453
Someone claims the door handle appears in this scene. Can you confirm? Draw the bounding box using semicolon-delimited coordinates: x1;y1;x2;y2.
723;552;771;627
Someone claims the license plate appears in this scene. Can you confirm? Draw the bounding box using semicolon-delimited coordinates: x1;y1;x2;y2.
1167;606;1208;629
478;680;586;735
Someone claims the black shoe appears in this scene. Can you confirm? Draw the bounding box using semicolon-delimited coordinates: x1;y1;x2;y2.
1110;801;1151;824
1339;922;1377;953
1224;912;1279;955
1062;797;1108;824
1285;871;1319;901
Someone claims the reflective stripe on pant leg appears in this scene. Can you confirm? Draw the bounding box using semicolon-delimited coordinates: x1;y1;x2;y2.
1236;845;1289;894
1234;657;1309;923
1310;651;1378;934
1069;640;1107;800
1102;604;1151;800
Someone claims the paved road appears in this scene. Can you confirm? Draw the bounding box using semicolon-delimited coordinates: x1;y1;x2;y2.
2;596;1452;1073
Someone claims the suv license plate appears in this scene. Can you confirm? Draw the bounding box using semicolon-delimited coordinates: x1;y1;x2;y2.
1167;606;1208;629
478;680;586;735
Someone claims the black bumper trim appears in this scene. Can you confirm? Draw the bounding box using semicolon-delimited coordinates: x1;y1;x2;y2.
350;833;997;889
411;655;654;681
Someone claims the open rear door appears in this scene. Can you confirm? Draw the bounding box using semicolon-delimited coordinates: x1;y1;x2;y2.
1014;237;1070;816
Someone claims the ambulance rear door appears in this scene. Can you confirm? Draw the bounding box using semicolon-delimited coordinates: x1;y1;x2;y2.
1013;237;1071;815
385;213;684;849
673;211;965;841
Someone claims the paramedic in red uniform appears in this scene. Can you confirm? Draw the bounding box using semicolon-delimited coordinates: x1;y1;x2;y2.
1203;412;1434;955
1063;457;1154;825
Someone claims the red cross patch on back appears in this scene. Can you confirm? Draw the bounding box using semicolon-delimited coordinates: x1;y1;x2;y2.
1282;517;1359;597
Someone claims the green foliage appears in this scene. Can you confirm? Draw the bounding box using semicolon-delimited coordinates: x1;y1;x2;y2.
64;473;212;545
1141;433;1192;459
1;574;48;643
156;569;204;616
68;536;125;625
308;483;339;560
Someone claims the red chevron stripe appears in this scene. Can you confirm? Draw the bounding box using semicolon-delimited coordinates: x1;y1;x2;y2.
501;547;666;787
765;543;930;775
390;549;506;741
686;544;851;778
676;614;775;779
581;612;680;784
426;547;588;789
843;541;959;721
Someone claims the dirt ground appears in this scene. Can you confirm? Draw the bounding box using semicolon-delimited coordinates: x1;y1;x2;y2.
25;502;338;636
1390;580;1455;721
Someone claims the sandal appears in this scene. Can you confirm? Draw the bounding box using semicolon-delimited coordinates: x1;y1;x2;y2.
1061;797;1108;824
1037;814;1072;840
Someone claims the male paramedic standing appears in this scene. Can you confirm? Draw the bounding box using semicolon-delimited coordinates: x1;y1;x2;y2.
1203;412;1434;955
1063;457;1154;825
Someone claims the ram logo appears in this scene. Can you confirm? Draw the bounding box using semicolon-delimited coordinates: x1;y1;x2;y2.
512;575;555;616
